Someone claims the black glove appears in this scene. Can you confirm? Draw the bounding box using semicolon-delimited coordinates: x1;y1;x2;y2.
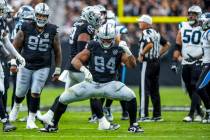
171;60;178;74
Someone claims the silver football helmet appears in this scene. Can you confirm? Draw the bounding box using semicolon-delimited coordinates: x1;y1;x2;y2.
95;5;107;24
188;5;202;25
34;3;50;27
97;23;116;49
82;6;101;29
0;0;7;18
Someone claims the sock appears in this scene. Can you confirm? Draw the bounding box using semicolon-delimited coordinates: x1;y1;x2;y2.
105;99;113;108
29;96;40;113
120;100;128;114
50;96;60;112
26;90;31;112
0;94;6;120
15;96;25;104
127;98;137;126
52;102;67;126
100;98;105;106
28;112;36;121
91;99;103;119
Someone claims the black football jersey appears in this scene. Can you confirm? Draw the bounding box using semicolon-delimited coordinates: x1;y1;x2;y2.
21;22;58;70
68;18;95;72
87;41;124;83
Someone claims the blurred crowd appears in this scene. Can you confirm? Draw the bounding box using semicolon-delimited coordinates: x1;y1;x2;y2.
5;0;210;56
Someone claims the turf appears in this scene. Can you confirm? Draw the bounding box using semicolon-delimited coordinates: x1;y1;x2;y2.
1;87;209;140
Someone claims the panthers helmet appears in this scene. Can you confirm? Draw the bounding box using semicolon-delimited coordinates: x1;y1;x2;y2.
188;5;202;25
97;23;116;49
199;12;210;30
82;6;101;29
95;5;107;24
34;3;50;27
15;5;34;21
81;6;92;20
0;0;7;18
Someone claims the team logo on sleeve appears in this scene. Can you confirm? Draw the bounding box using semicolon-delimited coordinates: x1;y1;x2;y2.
112;50;118;55
44;33;49;38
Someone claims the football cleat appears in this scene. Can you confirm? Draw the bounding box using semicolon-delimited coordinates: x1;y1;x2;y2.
183;116;193;122
138;117;152;122
3;121;16;132
202;112;210;124
39;124;58;133
88;114;98;123
9;103;21;122
121;111;129;120
38;113;54;126
104;107;114;122
194;115;202;122
19;116;27;122
26;118;38;129
151;116;164;122
98;123;120;131
128;123;144;133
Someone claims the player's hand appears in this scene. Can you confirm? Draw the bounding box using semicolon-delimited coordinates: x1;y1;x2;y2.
9;59;18;73
119;41;132;56
138;53;144;62
80;66;93;82
171;60;178;74
16;55;26;67
52;67;61;82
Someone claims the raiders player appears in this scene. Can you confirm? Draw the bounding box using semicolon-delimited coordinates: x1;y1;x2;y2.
0;0;25;132
171;5;204;122
38;6;103;124
40;23;143;133
196;12;210;123
9;3;62;129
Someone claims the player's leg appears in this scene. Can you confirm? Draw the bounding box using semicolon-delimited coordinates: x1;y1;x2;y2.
9;67;32;121
27;67;50;129
11;73;17;109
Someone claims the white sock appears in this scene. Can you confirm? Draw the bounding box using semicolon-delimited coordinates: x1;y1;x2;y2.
28;112;36;121
98;116;110;125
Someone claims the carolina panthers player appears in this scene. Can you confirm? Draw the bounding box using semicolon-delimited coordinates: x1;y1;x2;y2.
9;3;62;129
196;12;210;123
40;23;143;133
171;5;204;122
38;6;103;125
0;0;25;132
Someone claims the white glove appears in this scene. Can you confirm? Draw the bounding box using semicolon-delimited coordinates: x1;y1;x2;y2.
53;67;61;76
16;55;26;67
119;41;132;56
80;66;93;82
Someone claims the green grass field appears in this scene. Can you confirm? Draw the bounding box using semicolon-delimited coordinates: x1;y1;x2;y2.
1;86;210;140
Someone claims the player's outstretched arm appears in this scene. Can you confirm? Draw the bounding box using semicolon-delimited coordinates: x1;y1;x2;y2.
53;33;62;68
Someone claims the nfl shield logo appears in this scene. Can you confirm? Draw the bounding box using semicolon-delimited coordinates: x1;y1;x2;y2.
44;33;49;38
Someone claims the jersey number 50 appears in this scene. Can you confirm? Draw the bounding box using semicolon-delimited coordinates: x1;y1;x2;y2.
183;29;202;44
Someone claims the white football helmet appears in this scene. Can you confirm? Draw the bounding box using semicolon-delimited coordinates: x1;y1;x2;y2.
106;10;116;20
82;6;101;29
16;5;34;21
188;5;202;25
97;23;116;49
0;0;7;18
34;3;50;27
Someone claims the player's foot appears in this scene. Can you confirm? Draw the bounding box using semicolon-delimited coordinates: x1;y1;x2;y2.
151;116;164;122
202;111;210;124
2;119;16;132
36;110;42;121
194;115;202;122
39;124;58;133
88;114;98;123
98;123;120;130
183;116;193;122
19;116;27;122
26;118;38;129
128;123;144;133
138;117;152;122
121;111;129;120
9;103;21;122
38;113;54;126
104;107;114;122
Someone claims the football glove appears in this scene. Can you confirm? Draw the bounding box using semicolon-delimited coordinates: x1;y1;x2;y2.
16;55;26;67
80;66;93;82
171;60;178;74
119;41;132;56
52;67;61;82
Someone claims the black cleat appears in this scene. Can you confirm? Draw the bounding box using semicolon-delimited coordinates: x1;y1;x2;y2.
3;121;16;132
39;124;58;133
121;112;129;120
128;123;144;133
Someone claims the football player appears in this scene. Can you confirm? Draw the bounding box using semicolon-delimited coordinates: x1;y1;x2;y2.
9;3;62;129
171;5;204;122
38;6;103;125
0;0;25;132
196;12;210;123
40;23;144;133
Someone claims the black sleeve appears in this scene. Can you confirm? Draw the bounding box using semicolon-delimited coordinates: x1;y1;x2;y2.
160;36;167;46
86;41;95;51
80;23;95;36
77;41;88;52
